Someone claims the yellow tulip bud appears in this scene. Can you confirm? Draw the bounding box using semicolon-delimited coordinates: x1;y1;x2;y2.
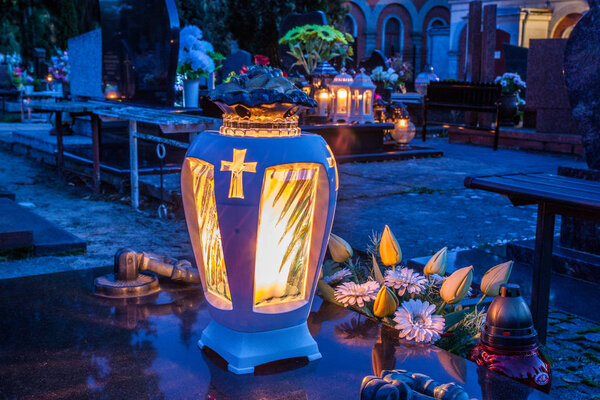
423;247;447;277
440;266;473;304
373;286;399;317
328;233;353;263
379;225;402;266
480;261;513;297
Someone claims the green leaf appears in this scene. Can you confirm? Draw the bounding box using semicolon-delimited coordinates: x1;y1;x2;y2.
444;308;470;331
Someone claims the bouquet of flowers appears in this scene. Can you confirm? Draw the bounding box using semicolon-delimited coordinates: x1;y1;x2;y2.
494;72;526;95
178;25;224;80
11;66;34;89
387;57;412;93
319;226;514;357
279;24;354;76
370;66;399;89
49;51;70;83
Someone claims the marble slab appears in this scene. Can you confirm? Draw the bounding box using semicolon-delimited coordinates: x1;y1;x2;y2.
0;266;554;399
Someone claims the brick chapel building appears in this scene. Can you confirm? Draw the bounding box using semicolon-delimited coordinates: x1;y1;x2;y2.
342;0;590;80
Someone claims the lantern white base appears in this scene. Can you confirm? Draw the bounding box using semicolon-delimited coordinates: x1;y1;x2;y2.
198;320;321;374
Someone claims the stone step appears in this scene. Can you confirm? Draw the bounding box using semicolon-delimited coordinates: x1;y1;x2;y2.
12;129;91;155
0;198;86;256
408;248;600;322
507;238;600;285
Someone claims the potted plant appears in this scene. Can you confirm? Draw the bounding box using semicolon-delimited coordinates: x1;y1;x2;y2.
494;72;526;126
279;24;354;77
178;25;224;108
49;51;70;97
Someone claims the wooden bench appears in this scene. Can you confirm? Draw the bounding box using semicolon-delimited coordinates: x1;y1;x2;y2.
464;172;600;343
423;81;502;150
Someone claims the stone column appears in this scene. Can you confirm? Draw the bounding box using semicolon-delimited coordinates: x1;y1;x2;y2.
365;31;378;58
467;1;482;82
411;32;423;73
481;4;497;82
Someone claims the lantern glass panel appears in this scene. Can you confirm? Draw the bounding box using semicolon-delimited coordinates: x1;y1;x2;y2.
337;89;348;113
254;163;320;312
364;91;372;114
186;157;232;308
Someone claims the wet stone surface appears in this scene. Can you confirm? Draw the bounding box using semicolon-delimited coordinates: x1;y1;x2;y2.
0;131;597;398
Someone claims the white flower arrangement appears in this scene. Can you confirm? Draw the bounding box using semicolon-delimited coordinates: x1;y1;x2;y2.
320;228;515;356
178;25;222;80
494;72;526;94
371;66;399;89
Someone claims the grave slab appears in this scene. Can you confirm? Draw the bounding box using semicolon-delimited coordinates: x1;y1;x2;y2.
0;198;86;256
0;266;553;400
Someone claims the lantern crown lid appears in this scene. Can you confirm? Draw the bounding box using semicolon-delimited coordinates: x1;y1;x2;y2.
209;65;317;119
330;67;353;86
350;68;376;89
312;61;338;77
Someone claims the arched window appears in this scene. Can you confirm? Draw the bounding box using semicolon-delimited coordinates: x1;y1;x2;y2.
383;17;402;58
344;15;357;37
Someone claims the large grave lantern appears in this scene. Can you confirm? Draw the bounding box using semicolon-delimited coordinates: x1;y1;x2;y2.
181;67;337;374
349;68;376;124
329;68;353;123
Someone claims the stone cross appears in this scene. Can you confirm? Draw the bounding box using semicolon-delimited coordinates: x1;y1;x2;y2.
220;149;257;199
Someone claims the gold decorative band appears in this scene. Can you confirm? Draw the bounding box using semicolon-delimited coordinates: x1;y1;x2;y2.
219;114;301;137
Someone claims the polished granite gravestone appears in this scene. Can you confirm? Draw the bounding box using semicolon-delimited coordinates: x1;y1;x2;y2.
68;29;103;99
222;50;252;77
564;5;600;169
278;11;327;72
99;0;179;105
527;39;579;134
358;50;387;73
0;266;554;399
0;198;86;256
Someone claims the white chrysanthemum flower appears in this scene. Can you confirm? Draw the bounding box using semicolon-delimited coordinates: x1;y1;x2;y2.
384;267;427;296
324;268;352;286
394;299;445;344
334;280;380;308
180;25;203;40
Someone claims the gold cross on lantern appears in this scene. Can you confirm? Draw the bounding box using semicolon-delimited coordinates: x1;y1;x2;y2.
221;148;257;199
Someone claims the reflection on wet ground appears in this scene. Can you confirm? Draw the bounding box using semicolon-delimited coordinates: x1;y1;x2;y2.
0;267;552;399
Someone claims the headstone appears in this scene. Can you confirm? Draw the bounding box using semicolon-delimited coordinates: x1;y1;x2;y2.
0;65;11;89
221;50;251;77
503;44;528;81
467;1;482;81
99;0;179;105
32;48;47;80
278;11;327;72
526;39;578;134
481;5;496;82
564;5;600;169
68;29;103;99
358;50;387;73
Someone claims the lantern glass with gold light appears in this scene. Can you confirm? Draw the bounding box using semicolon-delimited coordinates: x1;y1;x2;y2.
328;68;353;123
349;68;376;124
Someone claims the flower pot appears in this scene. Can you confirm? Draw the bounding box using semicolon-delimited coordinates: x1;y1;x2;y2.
498;93;519;127
183;79;200;108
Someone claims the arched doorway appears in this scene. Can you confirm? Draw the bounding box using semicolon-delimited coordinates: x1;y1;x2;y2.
383;17;402;58
552;13;583;38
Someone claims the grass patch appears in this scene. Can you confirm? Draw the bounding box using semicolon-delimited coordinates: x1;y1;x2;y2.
582;377;600;388
575;326;600;335
563;335;587;342
0;246;34;260
0;114;21;123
